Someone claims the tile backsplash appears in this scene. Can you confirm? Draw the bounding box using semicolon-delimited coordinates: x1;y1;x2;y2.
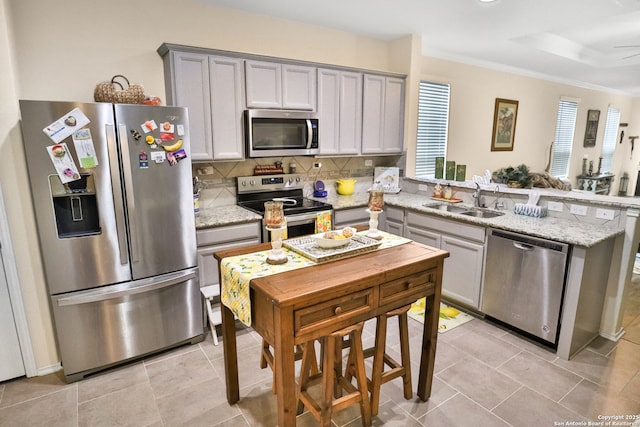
193;155;403;208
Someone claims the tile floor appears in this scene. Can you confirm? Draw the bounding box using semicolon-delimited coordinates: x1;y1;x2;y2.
1;279;640;427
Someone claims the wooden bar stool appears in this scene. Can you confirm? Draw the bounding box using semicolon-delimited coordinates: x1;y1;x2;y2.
297;322;372;427
260;338;318;394
347;304;413;417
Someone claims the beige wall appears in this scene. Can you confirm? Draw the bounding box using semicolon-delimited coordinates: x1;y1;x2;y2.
405;56;637;183
1;0;59;372
4;0;640;372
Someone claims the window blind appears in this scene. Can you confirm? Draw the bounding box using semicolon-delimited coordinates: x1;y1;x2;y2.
416;81;450;177
601;107;620;174
550;100;578;178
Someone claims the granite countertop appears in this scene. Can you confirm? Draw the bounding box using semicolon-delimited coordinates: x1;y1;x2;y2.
195;205;261;229
196;192;623;247
310;192;623;247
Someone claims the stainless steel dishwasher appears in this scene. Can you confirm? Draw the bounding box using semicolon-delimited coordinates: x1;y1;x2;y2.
482;229;570;346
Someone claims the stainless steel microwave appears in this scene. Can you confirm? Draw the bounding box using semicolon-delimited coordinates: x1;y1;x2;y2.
245;109;319;158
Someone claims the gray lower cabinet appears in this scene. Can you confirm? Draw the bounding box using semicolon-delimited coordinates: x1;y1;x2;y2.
380;206;404;236
405;211;485;309
333;207;370;229
196;222;262;318
160;49;245;161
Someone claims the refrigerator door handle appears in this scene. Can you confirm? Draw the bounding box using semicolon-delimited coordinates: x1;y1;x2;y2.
56;269;197;306
106;124;129;265
118;124;140;262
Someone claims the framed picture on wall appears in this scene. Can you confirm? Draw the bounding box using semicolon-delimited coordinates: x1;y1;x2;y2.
490;98;519;151
584;109;600;147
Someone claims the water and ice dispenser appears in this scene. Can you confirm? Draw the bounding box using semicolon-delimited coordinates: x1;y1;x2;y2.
49;174;101;238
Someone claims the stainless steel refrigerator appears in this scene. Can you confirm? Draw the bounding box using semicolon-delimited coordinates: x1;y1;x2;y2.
19;100;204;382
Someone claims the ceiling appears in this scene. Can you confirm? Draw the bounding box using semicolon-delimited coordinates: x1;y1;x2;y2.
200;0;640;97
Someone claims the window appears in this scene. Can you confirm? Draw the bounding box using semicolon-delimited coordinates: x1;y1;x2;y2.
550;99;578;178
601;107;620;174
415;81;450;177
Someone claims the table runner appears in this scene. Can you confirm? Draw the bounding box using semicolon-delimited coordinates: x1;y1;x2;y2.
220;231;412;326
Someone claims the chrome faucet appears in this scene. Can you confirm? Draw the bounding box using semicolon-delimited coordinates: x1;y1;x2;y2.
494;185;505;210
473;183;483;207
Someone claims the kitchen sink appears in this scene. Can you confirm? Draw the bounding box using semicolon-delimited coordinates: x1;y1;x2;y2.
422;203;470;213
458;209;505;219
423;203;505;218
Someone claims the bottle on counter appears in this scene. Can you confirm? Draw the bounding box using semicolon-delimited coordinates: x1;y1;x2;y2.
443;183;453;200
368;180;384;212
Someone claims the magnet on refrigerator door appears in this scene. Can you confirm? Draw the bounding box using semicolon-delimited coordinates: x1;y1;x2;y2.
141;120;157;133
139;151;149;169
46;143;81;183
151;151;165;164
166;148;187;166
43;107;90;143
72;128;98;169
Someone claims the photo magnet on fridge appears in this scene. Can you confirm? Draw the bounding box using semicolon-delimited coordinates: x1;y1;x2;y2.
166;148;187;166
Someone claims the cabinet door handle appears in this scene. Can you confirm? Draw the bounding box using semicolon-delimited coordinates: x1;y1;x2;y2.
334;306;343;315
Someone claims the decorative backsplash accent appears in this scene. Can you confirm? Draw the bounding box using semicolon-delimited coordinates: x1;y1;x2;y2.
193;155;404;208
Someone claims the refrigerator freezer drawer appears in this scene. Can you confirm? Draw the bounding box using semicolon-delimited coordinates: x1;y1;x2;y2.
51;268;203;382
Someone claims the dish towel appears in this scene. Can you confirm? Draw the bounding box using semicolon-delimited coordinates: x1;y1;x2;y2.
315;211;332;233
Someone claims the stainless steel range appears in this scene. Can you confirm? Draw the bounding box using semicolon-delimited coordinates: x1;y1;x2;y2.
237;174;333;241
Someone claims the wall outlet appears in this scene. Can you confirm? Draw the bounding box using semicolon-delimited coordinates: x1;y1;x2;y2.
313;162;322;169
570;204;588;216
418;184;429;192
547;201;563;212
595;208;615;220
364;159;373;167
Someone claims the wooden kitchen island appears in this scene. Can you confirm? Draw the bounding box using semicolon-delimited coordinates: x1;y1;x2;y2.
214;238;449;427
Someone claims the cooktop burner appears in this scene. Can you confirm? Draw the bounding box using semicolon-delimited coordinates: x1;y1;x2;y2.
236;174;332;216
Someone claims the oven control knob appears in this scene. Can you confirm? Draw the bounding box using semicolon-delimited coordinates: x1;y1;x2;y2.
240;180;246;187
296;176;301;182
249;180;255;186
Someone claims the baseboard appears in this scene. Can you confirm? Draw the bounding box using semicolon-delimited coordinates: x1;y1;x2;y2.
36;363;62;377
599;327;625;342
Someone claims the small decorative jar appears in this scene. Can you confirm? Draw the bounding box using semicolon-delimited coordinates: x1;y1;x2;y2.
433;183;443;198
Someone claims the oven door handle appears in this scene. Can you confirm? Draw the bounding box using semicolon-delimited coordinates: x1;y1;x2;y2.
286;210;331;226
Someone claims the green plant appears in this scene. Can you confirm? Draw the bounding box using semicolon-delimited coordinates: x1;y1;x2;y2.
493;164;532;188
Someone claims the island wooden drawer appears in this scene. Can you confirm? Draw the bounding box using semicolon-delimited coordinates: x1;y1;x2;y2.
294;288;374;338
380;269;435;307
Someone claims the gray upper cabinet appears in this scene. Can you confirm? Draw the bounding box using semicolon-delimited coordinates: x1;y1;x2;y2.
362;75;405;154
246;60;316;110
159;43;405;160
209;56;245;161
168;51;214;160
317;68;362;155
161;49;245;161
